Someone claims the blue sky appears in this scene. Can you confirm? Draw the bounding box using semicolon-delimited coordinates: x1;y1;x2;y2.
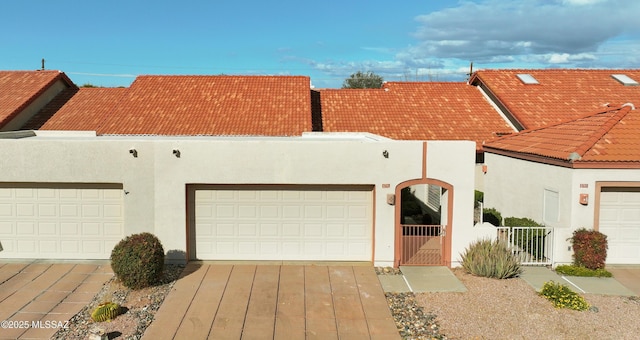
2;0;639;88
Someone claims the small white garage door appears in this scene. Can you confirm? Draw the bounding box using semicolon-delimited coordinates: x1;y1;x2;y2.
0;183;124;259
190;185;373;261
599;187;640;264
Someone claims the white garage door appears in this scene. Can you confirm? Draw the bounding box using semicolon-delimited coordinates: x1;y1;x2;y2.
599;187;640;264
190;185;373;261
0;184;124;259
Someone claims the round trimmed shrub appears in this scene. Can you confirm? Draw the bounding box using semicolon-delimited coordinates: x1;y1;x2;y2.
110;232;165;290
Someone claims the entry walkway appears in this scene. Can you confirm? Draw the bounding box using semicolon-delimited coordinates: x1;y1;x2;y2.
378;266;466;293
520;266;637;296
142;263;400;340
378;266;638;296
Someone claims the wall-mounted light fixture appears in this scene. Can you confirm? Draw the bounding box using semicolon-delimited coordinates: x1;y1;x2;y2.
382;150;389;158
173;149;181;158
129;148;138;158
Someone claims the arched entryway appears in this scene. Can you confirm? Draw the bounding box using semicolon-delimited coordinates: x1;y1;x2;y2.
394;178;454;267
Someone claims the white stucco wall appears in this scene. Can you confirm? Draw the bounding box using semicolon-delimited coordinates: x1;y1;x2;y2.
428;142;495;266
485;152;640;265
0;132;477;266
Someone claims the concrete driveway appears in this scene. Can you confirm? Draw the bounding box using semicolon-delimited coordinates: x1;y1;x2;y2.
0;261;112;340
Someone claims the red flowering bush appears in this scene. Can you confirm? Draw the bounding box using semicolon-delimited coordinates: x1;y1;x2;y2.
569;228;607;270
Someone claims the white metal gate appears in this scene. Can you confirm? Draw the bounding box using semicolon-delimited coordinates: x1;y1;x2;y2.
496;227;553;266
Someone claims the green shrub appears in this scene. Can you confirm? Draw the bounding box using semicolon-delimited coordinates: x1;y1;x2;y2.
540;281;590;311
555;264;612;277
569;228;608;270
474;190;484;208
503;218;548;260
504;217;542;227
110;232;165;290
460;238;522;279
482;207;502;226
474;190;484;203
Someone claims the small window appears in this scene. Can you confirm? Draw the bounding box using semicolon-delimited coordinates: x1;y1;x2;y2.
516;74;539;85
427;185;441;211
611;74;639;86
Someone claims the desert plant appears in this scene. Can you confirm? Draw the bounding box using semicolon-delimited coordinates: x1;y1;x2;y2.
539;281;590;311
460;238;522;279
91;302;123;322
569;228;608;270
110;232;165;290
555;264;612;277
482;207;502;226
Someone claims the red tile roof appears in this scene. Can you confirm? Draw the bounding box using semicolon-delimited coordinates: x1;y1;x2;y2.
0;70;74;128
320;82;515;150
484;104;640;167
24;87;127;131
95;75;312;136
470;69;640;130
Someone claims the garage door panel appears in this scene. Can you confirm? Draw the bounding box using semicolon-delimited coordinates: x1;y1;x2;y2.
0;184;124;259
17;204;34;216
17;222;35;235
600;188;640;264
39;222;56;235
260;223;278;236
192;185;373;261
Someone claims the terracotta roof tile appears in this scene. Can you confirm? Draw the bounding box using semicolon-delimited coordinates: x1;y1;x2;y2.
96;75;312;136
320;82;515;150
24;87;128;130
470;69;640;130
484;104;640;165
0;70;75;128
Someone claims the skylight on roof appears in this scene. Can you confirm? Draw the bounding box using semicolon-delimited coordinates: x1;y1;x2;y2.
516;74;539;85
611;74;639;86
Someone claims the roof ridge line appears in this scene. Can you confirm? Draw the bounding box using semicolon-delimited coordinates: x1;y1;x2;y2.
512;104;629;135
573;104;633;157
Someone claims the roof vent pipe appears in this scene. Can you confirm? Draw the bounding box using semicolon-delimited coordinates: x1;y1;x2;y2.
568;152;581;162
622;102;636;110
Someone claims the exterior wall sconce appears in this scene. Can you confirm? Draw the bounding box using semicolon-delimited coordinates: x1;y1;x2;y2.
579;193;589;205
173;149;181;158
382;150;389;158
386;194;395;205
129;148;138;158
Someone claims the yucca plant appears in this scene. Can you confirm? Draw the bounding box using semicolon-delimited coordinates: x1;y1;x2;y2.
461;238;522;279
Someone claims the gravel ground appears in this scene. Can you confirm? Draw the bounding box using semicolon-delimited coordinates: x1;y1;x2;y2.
416;268;640;339
51;264;184;340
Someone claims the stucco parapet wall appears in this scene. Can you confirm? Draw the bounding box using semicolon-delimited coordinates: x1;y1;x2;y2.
1;130;391;142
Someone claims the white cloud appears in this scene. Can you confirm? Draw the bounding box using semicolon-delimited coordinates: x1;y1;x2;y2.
545;53;597;63
306;0;640;87
412;0;640;60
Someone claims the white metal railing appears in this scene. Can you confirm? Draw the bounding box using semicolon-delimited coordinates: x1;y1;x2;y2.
496;226;553;265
